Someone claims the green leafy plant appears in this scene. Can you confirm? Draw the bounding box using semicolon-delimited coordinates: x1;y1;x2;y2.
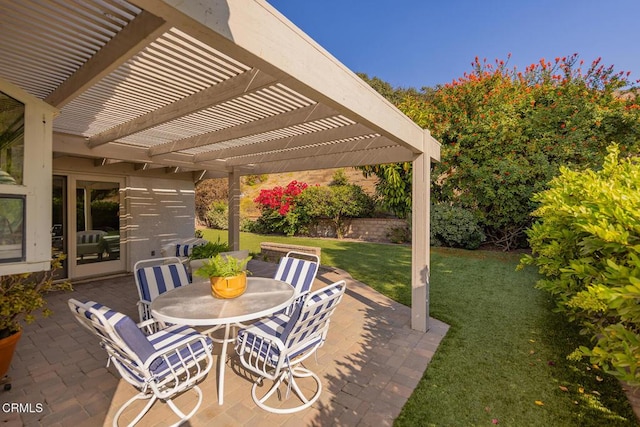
0;255;72;339
431;203;485;249
295;184;374;238
206;200;229;230
520;144;640;385
188;239;231;260
193;254;251;279
360;56;640;249
387;225;411;244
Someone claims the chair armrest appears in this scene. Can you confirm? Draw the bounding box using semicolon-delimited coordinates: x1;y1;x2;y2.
238;324;286;346
144;334;213;369
136;315;164;335
143;334;213;394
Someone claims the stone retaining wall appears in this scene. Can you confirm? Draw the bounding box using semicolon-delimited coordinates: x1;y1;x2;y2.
308;218;408;242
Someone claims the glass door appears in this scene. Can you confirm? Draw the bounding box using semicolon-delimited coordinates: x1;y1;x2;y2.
52;175;125;280
52;175;67;279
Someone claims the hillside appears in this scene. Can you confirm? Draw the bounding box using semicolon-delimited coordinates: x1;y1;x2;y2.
239;168;378;218
196;167;379;222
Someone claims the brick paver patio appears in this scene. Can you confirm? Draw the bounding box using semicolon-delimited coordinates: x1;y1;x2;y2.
1;260;448;426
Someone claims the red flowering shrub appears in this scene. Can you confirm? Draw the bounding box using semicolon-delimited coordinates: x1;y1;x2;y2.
254;180;308;216
253;181;308;235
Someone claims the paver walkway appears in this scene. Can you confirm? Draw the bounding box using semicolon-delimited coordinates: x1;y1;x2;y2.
1;261;448;426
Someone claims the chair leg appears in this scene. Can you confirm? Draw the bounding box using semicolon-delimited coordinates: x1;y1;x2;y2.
165;385;204;427
112;392;156;427
112;386;203;427
250;367;322;414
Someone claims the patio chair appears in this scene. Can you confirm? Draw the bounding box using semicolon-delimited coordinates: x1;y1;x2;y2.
68;298;213;427
273;251;320;315
134;257;190;323
235;280;346;413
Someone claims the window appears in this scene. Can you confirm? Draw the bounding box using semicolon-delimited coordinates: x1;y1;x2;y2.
0;195;25;262
0;91;25;185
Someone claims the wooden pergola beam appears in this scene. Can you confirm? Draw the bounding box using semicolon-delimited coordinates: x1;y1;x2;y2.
45;10;169;108
193;123;374;162
147;103;336;156
87;68;276;147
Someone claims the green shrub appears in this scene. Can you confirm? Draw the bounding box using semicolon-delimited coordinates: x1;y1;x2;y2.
329;169;349;186
387;225;410;244
520;144;640;385
430;204;485;249
189;239;230;260
206;200;228;230
295;184;374;238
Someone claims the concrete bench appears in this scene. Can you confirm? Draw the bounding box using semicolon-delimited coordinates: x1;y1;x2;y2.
260;242;321;263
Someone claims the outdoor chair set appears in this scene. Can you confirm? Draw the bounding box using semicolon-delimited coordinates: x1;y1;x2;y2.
68;251;346;426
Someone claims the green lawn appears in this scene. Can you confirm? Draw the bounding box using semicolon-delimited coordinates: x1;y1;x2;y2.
202;229;638;426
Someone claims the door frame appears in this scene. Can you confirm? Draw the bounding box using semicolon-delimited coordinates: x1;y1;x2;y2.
54;171;127;280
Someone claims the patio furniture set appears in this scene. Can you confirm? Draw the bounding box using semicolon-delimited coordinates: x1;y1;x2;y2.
67;249;346;426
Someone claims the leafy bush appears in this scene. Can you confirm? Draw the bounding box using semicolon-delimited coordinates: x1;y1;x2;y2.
387;225;410;244
430;204;485;249
252;180;308;236
195;178;228;225
189;239;230;260
243;174;268;186
206;200;228;230
360;56;640;249
520;144;640;385
295;184;374;238
330;169;349;186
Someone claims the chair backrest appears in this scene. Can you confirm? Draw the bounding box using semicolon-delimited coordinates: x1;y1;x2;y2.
68;299;151;381
273;251;320;296
134;257;190;303
282;280;346;353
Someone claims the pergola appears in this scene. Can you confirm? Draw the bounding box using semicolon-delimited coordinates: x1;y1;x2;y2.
0;0;440;331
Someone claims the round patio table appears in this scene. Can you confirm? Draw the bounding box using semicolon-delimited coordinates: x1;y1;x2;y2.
150;277;295;405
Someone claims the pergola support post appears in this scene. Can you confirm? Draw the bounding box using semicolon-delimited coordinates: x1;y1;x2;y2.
228;169;241;251
411;151;431;332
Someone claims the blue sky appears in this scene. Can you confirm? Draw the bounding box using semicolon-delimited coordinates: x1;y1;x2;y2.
267;0;640;89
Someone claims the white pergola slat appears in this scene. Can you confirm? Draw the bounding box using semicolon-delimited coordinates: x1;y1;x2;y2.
0;0;440;331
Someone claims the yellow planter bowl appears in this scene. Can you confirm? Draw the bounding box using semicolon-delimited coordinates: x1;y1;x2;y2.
210;272;247;299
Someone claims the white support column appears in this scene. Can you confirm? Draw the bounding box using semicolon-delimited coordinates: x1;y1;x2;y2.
411;151;431;332
228;169;241;251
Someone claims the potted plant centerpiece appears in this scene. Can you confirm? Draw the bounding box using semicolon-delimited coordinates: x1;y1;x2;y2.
188;239;250;274
194;253;251;299
0;255;71;388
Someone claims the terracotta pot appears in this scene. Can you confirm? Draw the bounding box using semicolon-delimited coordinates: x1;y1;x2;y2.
210;271;247;299
0;329;22;378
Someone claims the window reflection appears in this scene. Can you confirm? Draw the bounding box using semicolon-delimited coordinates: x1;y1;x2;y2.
76;180;120;264
0;195;25;262
0;91;24;185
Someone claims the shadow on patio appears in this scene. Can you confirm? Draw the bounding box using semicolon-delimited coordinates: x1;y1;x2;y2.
2;260;448;427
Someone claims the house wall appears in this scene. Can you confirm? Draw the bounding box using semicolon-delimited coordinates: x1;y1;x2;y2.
126;175;196;271
53;157;197;274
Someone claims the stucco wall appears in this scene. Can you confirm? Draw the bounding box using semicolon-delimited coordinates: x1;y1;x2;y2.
126;176;196;271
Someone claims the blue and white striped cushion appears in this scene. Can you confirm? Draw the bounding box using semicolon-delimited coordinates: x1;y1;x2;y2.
237;313;290;363
274;257;317;295
71;301;160;369
175;243;202;257
285;284;343;347
147;324;213;377
72;300;212;379
238;282;344;365
136;263;189;301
